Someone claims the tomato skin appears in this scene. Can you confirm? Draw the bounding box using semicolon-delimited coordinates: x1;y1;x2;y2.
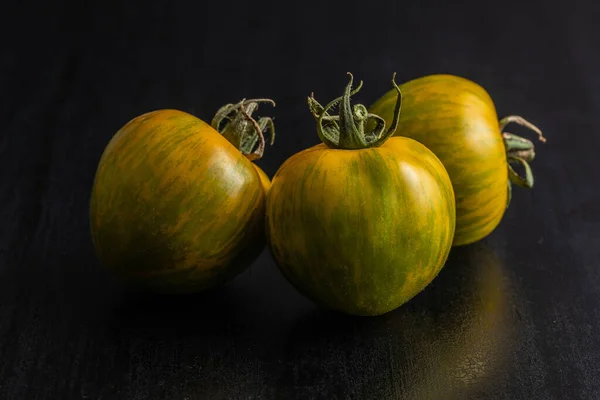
253;164;271;194
266;137;455;316
90;109;266;293
369;74;508;246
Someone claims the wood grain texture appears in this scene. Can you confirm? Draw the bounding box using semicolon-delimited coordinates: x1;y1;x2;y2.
1;0;600;398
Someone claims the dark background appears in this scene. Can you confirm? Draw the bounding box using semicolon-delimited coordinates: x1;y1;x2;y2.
2;0;600;398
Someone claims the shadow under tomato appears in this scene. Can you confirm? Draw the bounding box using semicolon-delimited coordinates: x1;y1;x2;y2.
95;250;307;399
106;282;249;341
104;248;311;341
272;242;518;400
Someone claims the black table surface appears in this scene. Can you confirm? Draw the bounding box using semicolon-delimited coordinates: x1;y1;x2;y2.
2;0;600;399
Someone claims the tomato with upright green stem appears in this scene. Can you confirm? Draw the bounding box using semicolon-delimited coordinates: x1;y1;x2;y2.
267;74;455;316
90;98;275;293
369;74;545;246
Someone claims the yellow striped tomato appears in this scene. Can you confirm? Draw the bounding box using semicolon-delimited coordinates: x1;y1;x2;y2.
90;99;275;293
369;74;545;246
267;74;455;316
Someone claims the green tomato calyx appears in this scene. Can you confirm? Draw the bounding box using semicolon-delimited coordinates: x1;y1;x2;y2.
308;72;402;150
500;115;546;208
212;98;276;160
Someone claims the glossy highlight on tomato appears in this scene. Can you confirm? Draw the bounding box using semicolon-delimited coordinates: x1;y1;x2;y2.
90;100;275;293
266;74;455;316
369;74;545;246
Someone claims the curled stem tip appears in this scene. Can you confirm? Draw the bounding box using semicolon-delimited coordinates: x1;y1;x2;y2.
500;115;544;200
307;72;402;150
500;115;546;143
211;98;276;160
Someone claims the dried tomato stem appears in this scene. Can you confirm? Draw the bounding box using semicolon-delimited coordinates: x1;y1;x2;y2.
503;132;535;162
507;156;534;188
500;115;545;204
499;115;546;143
211;98;276;160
